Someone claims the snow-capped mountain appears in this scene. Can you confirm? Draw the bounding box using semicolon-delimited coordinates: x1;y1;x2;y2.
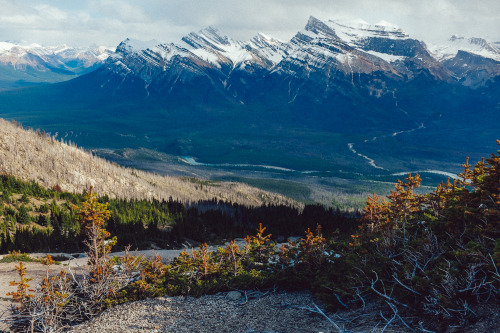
427;36;500;87
96;16;463;107
39;15;498;138
100;15;500;101
0;42;113;90
2;16;498;93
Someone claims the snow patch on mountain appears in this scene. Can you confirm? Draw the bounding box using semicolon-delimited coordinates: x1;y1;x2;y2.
189;48;222;67
249;33;287;64
101;16;498;91
364;50;405;62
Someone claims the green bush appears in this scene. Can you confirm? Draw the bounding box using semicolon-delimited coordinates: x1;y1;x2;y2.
20;193;30;204
16;205;31;225
0;251;39;263
38;203;49;214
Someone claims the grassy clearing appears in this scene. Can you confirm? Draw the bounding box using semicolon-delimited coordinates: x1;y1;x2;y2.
216;176;313;202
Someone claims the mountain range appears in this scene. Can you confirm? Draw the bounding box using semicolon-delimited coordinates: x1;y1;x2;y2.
0;16;498;179
0;42;113;90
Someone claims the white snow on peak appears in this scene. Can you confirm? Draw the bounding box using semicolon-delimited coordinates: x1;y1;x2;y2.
53;45;72;54
338;18;370;27
189;48;222;67
121;38;162;52
0;42;113;59
0;42;16;52
0;41;113;70
248;33;286;64
428;35;500;61
250;33;283;48
181;28;256;67
0;42;46;53
374;20;400;29
326;18;409;46
198;27;232;46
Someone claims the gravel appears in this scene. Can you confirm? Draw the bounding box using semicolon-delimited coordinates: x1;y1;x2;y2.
68;291;334;333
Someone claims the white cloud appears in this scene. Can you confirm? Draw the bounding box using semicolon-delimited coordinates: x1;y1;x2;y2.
0;0;498;47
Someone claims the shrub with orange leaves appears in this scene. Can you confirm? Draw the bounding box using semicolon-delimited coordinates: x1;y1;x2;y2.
243;223;275;265
297;225;327;269
5;188;138;332
73;186;115;284
7;262;34;310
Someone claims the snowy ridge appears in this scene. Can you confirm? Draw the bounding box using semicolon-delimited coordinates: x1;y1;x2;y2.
117;38;161;54
364;50;405;63
103;16;499;88
181;27;251;67
326;18;409;47
180;27;281;69
248;33;287;64
428;35;500;62
108;16;423;79
0;41;114;69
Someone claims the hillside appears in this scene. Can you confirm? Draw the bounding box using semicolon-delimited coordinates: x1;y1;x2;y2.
0;118;298;208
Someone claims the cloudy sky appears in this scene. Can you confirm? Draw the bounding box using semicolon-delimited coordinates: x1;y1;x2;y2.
1;0;499;48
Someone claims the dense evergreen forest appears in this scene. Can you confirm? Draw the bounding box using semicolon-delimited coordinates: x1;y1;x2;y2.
0;174;360;254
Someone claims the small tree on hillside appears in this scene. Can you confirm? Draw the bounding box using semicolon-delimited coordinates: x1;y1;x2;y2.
73;186;115;284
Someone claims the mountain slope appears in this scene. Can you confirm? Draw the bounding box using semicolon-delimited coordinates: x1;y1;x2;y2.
428;36;500;87
0;118;298;207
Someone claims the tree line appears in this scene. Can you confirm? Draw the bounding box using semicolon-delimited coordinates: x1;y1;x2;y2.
0;174;360;254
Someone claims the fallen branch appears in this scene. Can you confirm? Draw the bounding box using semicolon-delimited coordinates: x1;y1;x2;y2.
371;271;410;309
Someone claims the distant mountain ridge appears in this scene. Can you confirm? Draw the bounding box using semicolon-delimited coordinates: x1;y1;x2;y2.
0;42;113;90
102;16;499;94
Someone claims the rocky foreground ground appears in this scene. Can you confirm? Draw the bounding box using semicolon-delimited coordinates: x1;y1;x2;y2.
65;290;500;333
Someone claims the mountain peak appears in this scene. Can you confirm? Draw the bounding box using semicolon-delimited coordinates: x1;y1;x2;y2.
118;38;161;53
303;16;338;39
181;26;238;53
326;18;408;45
198;26;232;45
373;20;402;31
250;33;283;48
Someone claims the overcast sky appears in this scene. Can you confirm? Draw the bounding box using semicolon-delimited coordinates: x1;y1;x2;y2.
1;0;499;48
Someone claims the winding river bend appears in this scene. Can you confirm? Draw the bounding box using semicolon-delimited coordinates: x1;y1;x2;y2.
180;157;301;173
180;120;457;180
347;123;425;171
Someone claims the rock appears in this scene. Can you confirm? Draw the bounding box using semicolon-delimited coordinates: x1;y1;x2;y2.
226;291;242;301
